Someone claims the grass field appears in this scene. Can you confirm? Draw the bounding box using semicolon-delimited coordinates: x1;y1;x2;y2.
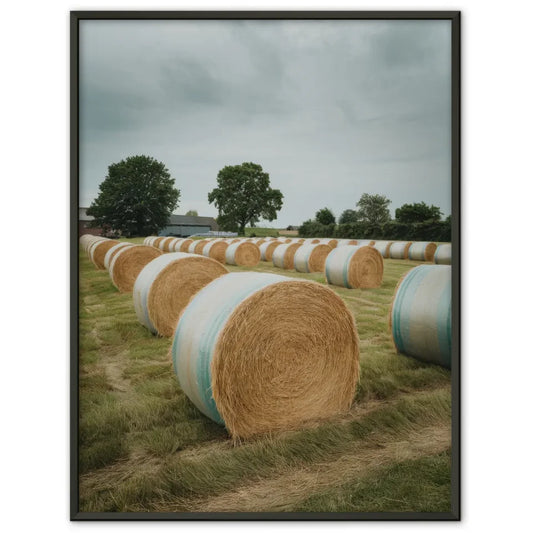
78;239;452;513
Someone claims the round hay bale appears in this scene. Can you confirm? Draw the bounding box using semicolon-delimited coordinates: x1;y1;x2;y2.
151;236;167;249
103;242;134;270
143;236;158;246
193;240;209;255
325;245;383;289
91;240;120;270
80;235;102;251
178;239;193;253
133;252;228;337
434;243;452;265
272;242;303;270
309;238;320;244
202;240;229;264
169;238;184;252
356;239;375;247
171;272;360;439
225;241;261;267
319;238;338;248
389;241;413;259
408;242;437;262
294;243;332;273
160;237;177;252
336;239;358;247
109;245;163;293
259;241;281;262
187;240;202;254
390;264;451;368
86;238;107;259
373;241;394;258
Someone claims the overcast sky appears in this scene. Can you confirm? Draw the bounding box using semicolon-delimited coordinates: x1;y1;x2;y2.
79;19;451;227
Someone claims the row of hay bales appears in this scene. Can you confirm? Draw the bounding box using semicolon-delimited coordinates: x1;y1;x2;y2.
80;234;452;439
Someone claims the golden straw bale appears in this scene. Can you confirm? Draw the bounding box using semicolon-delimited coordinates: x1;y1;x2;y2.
178;239;193;252
272;243;302;269
225;242;261;267
325;245;383;289
171;272;360;439
294;243;332;273
109;245;163;293
91;240;119;270
203;241;229;264
259;241;282;262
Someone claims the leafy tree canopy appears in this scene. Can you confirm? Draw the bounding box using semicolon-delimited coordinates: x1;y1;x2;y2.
208;162;283;235
185;209;198;216
395;202;443;223
339;209;359;225
354;193;392;225
315;207;336;225
87;155;180;237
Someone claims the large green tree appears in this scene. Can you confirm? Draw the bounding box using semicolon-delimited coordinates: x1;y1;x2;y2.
395;202;442;223
354;193;392;225
339;209;359;224
87;155;180;237
208;162;283;235
315;207;336;225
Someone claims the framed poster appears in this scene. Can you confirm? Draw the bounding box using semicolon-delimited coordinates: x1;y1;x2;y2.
71;10;460;520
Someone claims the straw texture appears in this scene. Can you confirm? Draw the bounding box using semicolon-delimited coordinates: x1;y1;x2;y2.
171;272;359;439
325;245;383;289
390;264;451;368
91;240;119;270
408;242;438;262
202;241;229;264
259;241;282;262
272;243;303;270
103;242;133;270
133;252;228;337
294;243;332;273
109;245;163;293
225;242;261;267
434;243;452;265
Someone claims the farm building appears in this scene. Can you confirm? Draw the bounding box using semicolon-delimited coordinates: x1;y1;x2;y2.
158;214;219;237
78;207;102;236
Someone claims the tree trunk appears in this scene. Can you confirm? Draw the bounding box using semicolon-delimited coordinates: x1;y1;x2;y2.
239;222;246;236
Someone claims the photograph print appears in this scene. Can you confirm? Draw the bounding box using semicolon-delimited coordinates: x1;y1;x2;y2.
72;11;459;519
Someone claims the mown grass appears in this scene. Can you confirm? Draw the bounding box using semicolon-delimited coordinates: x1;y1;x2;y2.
78;239;452;513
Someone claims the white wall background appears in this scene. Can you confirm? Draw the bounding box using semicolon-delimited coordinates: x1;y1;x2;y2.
1;1;531;532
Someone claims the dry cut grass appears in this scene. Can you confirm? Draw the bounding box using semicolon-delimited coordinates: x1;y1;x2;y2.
78;239;452;514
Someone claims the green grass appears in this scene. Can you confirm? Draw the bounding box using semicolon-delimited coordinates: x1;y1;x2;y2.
78;239;452;514
244;227;280;237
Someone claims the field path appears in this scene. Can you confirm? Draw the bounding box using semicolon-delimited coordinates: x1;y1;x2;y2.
187;423;450;512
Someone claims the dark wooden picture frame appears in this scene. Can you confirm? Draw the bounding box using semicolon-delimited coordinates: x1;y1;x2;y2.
71;10;460;520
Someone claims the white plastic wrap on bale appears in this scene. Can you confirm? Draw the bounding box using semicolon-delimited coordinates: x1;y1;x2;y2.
389;241;412;259
133;252;189;334
188;240;201;254
143;236;156;246
434;243;452;265
356;239;374;247
108;245;138;287
202;241;216;258
373;241;393;258
170;239;184;252
293;243;329;273
103;242;132;270
272;243;290;268
324;245;357;287
391;265;451;368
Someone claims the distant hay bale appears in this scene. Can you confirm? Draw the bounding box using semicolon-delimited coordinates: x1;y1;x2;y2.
90;240;120;270
80;235;104;252
103;242;134;270
187;240;202;254
390;264;451;368
336;239;358;247
171;272;360;439
272;242;303;269
169;238;184;252
389;241;413;259
143;236;158;246
109;245;163;293
86;238;107;259
309;238;320;244
319;238;338;248
178;239;193;253
152;237;166;249
225;241;261;267
373;241;394;258
434;243;452;265
355;239;375;247
294;243;332;273
160;237;178;252
194;240;209;255
202;240;229;264
133;252;228;337
408;242;438;262
325;245;383;289
259;241;281;262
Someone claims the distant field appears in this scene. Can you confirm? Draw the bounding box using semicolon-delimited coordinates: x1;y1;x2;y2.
78;240;451;513
244;227;280;237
